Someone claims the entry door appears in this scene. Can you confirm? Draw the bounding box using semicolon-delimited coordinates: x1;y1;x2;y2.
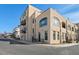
45;31;48;40
38;32;41;42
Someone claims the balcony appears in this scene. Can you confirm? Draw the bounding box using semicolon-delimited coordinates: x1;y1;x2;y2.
21;19;26;25
21;27;26;33
21;30;26;33
20;15;27;25
62;22;66;29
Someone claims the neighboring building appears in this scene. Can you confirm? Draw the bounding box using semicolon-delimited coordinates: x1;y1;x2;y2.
76;23;79;41
20;5;78;44
0;33;5;39
13;25;20;39
4;33;12;39
0;32;12;39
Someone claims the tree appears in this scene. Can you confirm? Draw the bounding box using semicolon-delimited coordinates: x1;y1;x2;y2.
10;34;16;38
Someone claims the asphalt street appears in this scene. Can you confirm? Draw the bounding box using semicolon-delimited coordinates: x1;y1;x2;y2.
0;40;79;55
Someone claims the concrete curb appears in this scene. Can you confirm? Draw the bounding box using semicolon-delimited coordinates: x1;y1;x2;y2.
37;43;79;48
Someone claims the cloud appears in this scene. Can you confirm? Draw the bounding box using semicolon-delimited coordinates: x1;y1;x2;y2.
59;4;78;14
61;4;75;10
63;11;79;23
58;4;79;23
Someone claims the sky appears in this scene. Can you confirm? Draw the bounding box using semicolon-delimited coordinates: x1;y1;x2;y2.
0;4;79;33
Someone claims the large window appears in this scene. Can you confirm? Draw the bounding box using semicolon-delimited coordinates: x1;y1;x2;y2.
57;32;60;40
53;31;56;40
62;22;66;28
53;17;60;27
39;17;47;27
62;33;65;40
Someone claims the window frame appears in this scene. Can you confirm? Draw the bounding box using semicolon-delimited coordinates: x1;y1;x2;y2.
53;31;56;40
45;31;48;40
32;18;35;23
53;17;60;27
57;32;60;40
39;17;47;27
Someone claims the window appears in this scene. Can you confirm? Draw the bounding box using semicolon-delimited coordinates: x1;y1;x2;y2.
57;32;60;40
32;19;34;23
53;17;60;27
62;33;64;39
45;31;48;40
62;22;66;28
53;31;56;40
72;27;74;31
32;28;34;34
62;33;65;40
39;17;47;27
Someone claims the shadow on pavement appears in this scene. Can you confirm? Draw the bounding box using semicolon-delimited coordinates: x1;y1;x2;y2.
0;39;46;45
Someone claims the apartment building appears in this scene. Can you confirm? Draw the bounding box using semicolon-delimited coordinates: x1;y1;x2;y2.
13;25;20;39
20;5;78;44
76;23;79;42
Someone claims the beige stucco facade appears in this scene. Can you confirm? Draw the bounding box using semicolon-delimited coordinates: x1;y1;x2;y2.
20;5;78;44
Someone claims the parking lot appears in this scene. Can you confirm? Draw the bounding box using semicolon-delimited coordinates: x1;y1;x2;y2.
0;40;79;55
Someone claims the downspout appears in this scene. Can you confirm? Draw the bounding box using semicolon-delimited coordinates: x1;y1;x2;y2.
66;20;68;43
60;21;62;44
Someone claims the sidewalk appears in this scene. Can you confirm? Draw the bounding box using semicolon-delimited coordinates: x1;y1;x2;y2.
10;40;32;44
10;40;79;47
38;43;79;47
